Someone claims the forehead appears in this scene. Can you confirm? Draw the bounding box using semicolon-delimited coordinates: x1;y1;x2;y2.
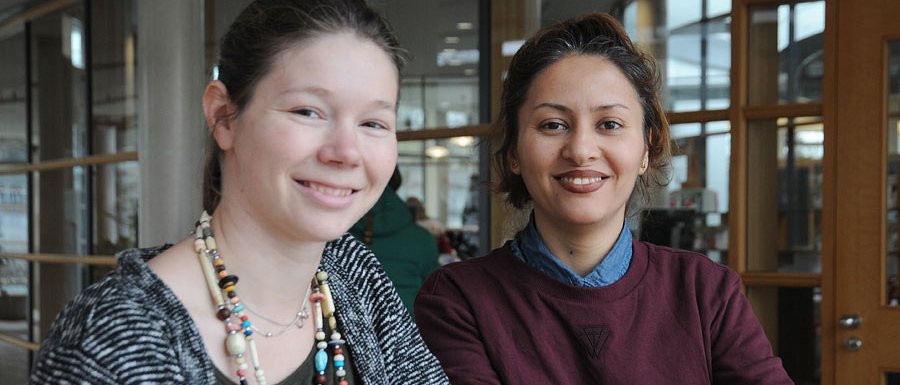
527;54;639;102
257;32;400;97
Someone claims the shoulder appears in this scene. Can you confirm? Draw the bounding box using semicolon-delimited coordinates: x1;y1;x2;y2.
34;245;206;382
638;241;733;275
636;240;741;297
321;234;394;302
48;247;178;344
419;244;516;293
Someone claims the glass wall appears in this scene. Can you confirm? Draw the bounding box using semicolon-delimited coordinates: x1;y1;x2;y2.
90;0;138;269
748;1;825;105
374;0;486;260
0;2;138;383
746;117;824;273
886;39;900;306
0;22;29;385
640;122;730;264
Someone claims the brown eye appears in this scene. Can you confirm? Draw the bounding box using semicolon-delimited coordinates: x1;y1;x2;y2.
539;121;567;131
599;121;622;130
361;121;391;131
294;108;322;119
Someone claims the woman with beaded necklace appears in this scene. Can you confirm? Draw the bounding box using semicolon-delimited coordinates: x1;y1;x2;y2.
31;1;449;384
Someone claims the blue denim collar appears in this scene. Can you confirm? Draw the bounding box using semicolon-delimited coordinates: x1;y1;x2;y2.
511;212;632;287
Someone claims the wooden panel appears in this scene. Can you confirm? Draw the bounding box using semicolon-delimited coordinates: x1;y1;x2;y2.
744;103;824;121
742;272;822;287
397;124;490;141
0;253;117;266
0;151;138;175
832;0;900;383
820;0;837;383
730;0;750;276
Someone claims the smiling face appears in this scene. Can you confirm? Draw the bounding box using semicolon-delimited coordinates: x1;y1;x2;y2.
511;54;648;234
213;32;399;242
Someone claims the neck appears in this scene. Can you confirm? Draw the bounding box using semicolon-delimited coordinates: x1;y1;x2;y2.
532;211;624;277
210;205;324;307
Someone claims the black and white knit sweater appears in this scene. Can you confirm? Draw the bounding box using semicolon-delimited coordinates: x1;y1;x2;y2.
30;234;450;384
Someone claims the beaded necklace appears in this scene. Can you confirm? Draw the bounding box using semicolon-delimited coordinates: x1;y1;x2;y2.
194;211;348;385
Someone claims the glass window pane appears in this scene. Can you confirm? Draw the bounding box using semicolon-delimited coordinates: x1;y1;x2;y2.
638;123;730;265
748;1;824;105
373;1;481;131
707;0;731;18
399;137;482;260
91;0;137;154
0;174;30;360
885;40;900;306
671;122;702;139
0;27;27;163
888;372;900;385
31;5;88;160
0;321;30;384
93;161;138;254
398;76;479;130
747;117;823;273
746;287;821;384
0;175;29;254
640;1;731;112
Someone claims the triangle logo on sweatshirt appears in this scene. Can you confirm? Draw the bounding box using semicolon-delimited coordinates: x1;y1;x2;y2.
581;326;611;358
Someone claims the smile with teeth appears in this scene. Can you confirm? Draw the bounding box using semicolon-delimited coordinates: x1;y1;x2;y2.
557;176;607;185
302;181;355;197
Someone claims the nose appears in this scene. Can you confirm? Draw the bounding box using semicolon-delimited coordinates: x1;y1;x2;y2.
561;124;600;165
318;122;362;168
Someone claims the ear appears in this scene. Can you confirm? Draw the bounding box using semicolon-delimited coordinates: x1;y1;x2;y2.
639;129;652;175
203;80;237;152
508;149;521;175
639;150;650;175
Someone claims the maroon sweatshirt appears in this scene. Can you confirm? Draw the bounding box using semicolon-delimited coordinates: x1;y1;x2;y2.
415;240;794;385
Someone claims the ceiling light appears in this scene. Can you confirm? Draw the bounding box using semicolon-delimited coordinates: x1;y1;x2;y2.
450;136;474;147
426;145;449;158
444;36;460;44
456;22;473;30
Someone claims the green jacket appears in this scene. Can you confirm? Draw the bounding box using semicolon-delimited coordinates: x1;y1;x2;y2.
350;187;440;315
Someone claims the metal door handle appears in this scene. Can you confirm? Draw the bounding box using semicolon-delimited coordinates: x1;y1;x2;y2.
839;314;861;329
843;336;863;352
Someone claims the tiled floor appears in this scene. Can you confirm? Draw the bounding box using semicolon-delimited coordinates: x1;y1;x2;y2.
0;320;30;385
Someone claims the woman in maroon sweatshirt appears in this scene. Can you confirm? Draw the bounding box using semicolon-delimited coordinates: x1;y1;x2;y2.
415;12;793;385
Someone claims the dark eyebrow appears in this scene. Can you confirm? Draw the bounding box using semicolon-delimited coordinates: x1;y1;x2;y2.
533;102;630;113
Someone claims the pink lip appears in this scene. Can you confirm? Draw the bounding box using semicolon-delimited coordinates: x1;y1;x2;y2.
553;170;608;193
295;180;360;208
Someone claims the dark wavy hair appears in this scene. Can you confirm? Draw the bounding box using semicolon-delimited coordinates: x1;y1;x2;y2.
491;13;671;211
203;0;406;213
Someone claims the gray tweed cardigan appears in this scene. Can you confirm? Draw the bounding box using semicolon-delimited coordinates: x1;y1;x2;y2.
30;234;449;384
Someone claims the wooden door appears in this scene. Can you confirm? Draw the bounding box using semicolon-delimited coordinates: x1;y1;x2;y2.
829;0;900;383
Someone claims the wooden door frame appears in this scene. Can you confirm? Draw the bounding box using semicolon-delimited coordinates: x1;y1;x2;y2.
820;0;836;382
828;0;900;383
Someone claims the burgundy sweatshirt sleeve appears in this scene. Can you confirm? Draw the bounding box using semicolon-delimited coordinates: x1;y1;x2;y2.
709;271;794;385
416;268;503;385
